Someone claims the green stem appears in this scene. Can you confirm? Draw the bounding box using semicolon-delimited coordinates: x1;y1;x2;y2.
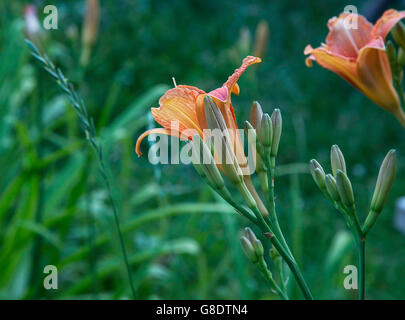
251;206;313;300
276;257;287;295
357;236;366;300
264;155;293;259
258;258;288;300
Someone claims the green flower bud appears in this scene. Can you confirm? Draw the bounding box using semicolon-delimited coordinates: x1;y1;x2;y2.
386;40;397;70
325;174;340;202
309;159;326;191
204;96;243;184
330;145;346;176
244;121;257;146
260;113;273;151
270;109;282;158
240;236;258;263
398;47;405;67
370;149;397;213
335;170;355;210
364;150;397;234
392;22;405;50
243;227;264;261
190;134;225;190
250;101;263;133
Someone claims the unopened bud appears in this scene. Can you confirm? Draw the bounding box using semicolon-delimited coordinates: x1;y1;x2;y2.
310;159;326;191
392;22;405;50
243;227;264;260
190;134;225;190
204;96;243;184
369;149;397;214
244;121;257;146
335;170;355;210
363;150;397;235
81;0;100;66
261;113;273;152
270;109;282;158
386;41;398;74
330;145;346;176
325;174;340;202
253;20;269;59
398;48;405;67
250;101;263;131
240;236;258;263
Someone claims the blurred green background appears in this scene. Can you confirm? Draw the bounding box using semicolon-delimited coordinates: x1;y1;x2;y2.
1;0;405;299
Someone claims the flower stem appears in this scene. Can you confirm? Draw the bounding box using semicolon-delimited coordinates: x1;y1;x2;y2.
357;237;366;300
251;206;313;300
258;258;288;300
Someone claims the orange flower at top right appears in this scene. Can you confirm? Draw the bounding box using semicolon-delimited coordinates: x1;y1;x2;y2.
305;9;405;122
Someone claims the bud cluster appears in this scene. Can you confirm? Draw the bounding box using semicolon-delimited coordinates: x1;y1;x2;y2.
310;145;397;236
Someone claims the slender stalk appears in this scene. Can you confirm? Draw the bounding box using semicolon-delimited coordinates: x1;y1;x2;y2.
211;182;313;299
251;206;313;300
276;256;287;295
357;238;365;300
263;155;293;259
258;258;288;300
25;40;136;298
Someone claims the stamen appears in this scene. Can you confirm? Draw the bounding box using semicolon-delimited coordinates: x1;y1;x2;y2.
172;77;177;88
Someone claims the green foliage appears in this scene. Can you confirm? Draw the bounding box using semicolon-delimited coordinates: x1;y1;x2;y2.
1;0;405;300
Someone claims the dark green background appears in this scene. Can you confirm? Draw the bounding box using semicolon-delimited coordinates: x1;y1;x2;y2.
1;0;404;299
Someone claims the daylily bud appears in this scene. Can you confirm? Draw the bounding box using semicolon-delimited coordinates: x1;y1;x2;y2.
81;0;100;66
363;150;397;235
250;101;264;131
204;96;243;184
386;41;398;75
240;236;258;264
253;20;269;59
398;48;405;67
335;170;355;210
325;174;340;202
392;22;405;50
244;121;257;146
330;145;346;176
190;134;225;190
270;109;282;158
310;159;326;191
242;227;264;263
260;113;273;152
369;149;397;215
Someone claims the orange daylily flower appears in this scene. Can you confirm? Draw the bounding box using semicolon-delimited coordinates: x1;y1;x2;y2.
135;56;261;165
304;9;405;114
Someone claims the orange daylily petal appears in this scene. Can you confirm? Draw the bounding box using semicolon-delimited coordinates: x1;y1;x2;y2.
372;9;405;40
357;39;400;112
152;86;204;136
305;46;359;89
326;13;373;59
232;83;240;95
136;128;181;156
195;93;208;131
223;56;262;92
